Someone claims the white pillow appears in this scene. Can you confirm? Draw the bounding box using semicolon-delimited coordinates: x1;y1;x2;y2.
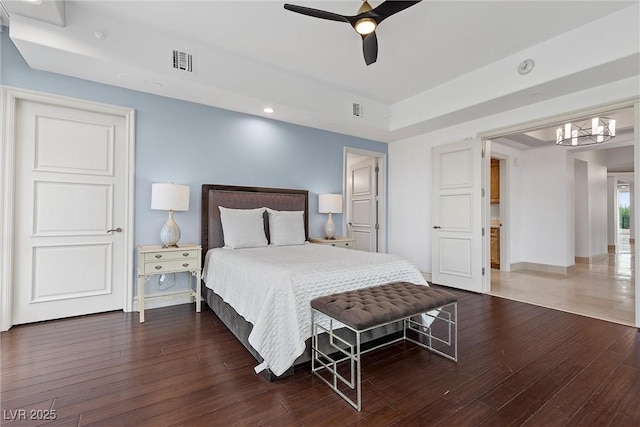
266;208;306;246
219;206;268;249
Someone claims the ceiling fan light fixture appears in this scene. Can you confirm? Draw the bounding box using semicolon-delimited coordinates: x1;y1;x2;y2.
355;18;376;35
283;1;422;65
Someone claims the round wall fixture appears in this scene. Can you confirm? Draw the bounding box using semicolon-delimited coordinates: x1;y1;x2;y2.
518;59;535;75
93;30;106;41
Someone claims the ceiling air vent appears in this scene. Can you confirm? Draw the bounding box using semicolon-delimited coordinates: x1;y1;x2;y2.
352;103;363;119
172;50;193;72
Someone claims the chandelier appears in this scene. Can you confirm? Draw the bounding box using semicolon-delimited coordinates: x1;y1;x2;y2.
556;117;616;146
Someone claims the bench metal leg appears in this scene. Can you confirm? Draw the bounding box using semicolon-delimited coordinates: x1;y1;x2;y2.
405;302;458;362
311;308;362;410
311;302;458;411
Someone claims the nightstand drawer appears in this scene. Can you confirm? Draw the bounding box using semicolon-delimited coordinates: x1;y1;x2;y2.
309;237;355;249
144;250;198;262
328;241;353;249
143;259;198;274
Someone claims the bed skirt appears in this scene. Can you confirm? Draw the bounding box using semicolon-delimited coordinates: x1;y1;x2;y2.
203;286;404;381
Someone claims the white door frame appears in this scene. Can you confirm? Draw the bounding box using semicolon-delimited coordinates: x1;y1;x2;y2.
480;97;640;328
343;147;387;253
0;86;136;331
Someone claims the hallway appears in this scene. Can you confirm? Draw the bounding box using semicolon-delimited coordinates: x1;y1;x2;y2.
490;234;635;326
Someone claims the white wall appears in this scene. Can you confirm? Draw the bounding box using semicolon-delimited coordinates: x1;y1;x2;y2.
565;151;576;265
607;177;617;247
388;76;638;274
589;163;609;256
574;150;611;257
520;146;572;266
387;137;433;271
575;159;589;257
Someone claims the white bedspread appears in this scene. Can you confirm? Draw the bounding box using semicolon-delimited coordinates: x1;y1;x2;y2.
202;244;427;376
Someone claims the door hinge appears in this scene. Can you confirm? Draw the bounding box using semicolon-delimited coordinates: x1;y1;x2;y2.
481;145;486;158
375;166;379;173
482;267;486;276
482;227;485;237
481;188;485;197
375;223;379;230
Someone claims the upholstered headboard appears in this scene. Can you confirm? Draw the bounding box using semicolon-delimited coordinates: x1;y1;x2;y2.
201;184;309;258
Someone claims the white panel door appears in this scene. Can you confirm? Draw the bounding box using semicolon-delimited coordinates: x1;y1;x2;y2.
13;99;127;324
432;140;483;292
348;158;377;252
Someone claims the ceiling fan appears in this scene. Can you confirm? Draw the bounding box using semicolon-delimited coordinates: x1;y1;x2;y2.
283;1;422;66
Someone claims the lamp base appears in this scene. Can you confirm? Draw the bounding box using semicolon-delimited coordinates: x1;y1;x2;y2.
161;244;180;249
324;213;336;240
160;210;181;247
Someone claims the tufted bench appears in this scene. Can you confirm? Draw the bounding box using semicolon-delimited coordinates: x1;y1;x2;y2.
310;282;458;411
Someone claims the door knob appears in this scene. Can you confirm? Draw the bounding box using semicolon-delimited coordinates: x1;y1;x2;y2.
107;227;122;233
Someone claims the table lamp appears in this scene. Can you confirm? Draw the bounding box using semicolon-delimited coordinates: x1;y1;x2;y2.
319;194;343;240
151;183;190;247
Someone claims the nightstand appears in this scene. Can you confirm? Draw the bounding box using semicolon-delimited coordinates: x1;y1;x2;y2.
309;237;355;249
137;244;202;322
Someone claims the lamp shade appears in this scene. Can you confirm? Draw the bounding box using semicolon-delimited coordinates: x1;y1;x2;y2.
319;194;342;214
151;183;190;211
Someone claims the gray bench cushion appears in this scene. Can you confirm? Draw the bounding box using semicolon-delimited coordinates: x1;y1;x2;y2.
311;282;457;331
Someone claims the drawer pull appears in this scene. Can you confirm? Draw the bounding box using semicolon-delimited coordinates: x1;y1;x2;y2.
155;254;162;259
183;263;189;267
345;243;349;246
331;243;336;246
154;265;162;270
182;252;189;257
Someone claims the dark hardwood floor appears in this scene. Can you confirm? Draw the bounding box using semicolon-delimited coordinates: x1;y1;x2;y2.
2;287;639;426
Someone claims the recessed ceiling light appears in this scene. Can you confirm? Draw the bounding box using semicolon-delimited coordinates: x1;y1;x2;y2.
263;107;274;114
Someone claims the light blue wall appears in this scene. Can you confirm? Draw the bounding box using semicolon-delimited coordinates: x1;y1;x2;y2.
1;30;388;296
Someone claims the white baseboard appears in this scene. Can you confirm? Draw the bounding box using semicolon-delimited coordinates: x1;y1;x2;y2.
421;272;433;282
510;261;574;275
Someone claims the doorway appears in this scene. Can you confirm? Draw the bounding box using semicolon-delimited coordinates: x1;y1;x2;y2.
486;105;636;326
617;182;632;251
343;148;387;252
489;155;510;273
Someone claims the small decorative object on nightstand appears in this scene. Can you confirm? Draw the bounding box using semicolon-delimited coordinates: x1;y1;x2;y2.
319;194;343;240
309;236;355;249
137;244;202;322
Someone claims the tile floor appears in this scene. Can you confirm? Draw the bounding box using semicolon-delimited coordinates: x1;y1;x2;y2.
490;233;636;326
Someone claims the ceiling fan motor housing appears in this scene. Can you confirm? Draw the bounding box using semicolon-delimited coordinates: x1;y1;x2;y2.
284;1;422;65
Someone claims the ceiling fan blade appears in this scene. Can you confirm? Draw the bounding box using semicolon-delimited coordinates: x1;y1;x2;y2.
369;1;422;23
283;4;348;23
362;32;378;66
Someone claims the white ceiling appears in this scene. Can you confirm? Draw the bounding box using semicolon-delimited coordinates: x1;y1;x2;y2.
2;0;639;142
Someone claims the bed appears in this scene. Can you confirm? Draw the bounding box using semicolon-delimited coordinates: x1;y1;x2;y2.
200;184;428;378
